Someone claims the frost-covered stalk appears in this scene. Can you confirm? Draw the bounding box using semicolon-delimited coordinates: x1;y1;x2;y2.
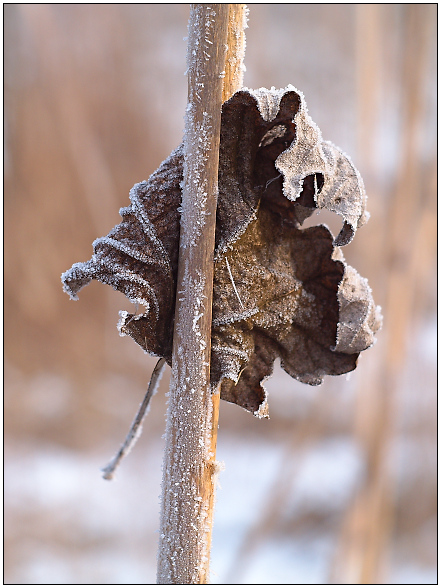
157;5;231;584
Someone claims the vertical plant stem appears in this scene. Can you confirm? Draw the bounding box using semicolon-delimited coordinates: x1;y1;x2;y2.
223;4;247;100
157;5;247;584
200;6;248;579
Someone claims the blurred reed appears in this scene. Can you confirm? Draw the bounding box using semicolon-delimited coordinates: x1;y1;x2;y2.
330;5;437;583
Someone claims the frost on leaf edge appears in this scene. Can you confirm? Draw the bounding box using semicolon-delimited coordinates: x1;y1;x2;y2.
238;85;369;247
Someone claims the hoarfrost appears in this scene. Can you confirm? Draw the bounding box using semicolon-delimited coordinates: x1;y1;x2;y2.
62;87;381;423
156;5;228;583
240;84;369;247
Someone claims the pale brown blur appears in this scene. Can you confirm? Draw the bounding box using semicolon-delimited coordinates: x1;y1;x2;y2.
5;5;436;584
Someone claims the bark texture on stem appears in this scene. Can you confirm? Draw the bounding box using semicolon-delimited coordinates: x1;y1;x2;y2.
157;5;229;584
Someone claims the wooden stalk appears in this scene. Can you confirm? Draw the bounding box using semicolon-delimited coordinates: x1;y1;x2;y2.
157;5;247;584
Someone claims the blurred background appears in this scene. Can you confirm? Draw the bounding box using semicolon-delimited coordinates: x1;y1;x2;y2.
4;4;437;584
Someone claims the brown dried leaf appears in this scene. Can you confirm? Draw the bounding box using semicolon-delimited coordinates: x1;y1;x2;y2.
62;86;382;416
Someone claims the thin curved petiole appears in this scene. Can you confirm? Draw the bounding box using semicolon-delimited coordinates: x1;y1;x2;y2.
102;357;166;480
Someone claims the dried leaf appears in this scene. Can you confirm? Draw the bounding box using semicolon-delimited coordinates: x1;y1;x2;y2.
62;86;382;417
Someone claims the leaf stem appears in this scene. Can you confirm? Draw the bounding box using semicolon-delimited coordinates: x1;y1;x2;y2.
101;358;166;481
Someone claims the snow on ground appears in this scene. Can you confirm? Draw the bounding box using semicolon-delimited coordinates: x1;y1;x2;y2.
6;422;435;584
